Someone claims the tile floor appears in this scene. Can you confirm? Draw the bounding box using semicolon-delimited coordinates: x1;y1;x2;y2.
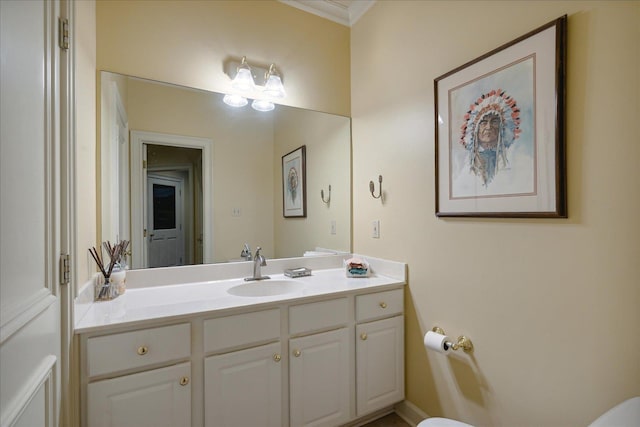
361;412;411;427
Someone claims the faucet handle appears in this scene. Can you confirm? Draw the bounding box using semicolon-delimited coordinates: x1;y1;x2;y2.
241;243;252;260
255;247;267;266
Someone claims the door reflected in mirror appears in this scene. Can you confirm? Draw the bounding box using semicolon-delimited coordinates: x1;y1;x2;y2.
147;144;203;268
100;71;351;269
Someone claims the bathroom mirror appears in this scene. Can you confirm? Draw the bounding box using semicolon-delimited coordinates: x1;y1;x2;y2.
100;71;351;269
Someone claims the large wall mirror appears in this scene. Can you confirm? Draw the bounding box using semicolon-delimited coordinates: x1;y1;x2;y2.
100;71;351;270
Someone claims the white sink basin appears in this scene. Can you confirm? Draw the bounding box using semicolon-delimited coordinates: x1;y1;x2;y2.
227;279;304;297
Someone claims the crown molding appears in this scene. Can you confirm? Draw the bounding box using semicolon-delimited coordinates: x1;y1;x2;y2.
279;0;375;27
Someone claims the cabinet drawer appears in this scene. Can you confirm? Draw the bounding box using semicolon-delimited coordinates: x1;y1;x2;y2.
289;298;348;335
356;289;403;322
87;323;190;378
204;308;280;353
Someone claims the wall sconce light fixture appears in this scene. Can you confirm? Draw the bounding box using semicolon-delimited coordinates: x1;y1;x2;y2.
222;93;248;108
263;64;286;99
251;99;275;112
230;56;256;92
223;56;286;111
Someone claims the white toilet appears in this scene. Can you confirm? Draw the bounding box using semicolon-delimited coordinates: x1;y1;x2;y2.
416;396;640;427
417;417;472;427
588;396;640;426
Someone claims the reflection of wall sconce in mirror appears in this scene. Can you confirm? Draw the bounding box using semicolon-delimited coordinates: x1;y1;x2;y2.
223;56;286;112
321;185;331;204
369;175;382;199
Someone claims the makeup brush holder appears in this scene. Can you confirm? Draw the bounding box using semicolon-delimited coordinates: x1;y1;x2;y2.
94;275;119;301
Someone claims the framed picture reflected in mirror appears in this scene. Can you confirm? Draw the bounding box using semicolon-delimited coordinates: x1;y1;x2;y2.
282;145;306;218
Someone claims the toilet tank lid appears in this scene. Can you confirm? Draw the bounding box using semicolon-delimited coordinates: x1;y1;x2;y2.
588;396;640;427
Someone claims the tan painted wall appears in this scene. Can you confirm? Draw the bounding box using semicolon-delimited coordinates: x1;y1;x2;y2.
125;77;275;263
82;0;640;424
351;1;640;426
96;0;350;116
124;76;352;263
94;0;352;267
273;108;351;258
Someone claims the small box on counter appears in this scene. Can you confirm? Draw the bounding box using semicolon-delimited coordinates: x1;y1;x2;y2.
284;267;312;278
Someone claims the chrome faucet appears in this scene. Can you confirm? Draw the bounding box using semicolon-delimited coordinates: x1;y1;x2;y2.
240;243;252;261
245;246;270;281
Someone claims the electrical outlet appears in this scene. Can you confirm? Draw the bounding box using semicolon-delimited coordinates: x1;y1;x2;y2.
330;220;336;235
232;207;241;217
372;220;380;238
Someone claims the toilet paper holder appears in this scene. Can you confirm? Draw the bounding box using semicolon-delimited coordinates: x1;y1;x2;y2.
432;326;474;353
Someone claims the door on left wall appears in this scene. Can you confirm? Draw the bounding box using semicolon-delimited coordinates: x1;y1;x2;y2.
0;1;67;426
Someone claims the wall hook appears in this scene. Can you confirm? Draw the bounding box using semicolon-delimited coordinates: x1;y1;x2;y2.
321;185;331;204
369;175;383;199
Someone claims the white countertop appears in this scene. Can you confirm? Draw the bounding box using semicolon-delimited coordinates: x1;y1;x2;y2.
74;266;405;334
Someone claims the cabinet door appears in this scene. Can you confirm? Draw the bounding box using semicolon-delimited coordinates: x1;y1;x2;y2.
356;315;404;416
290;328;350;427
204;342;282;427
87;362;191;427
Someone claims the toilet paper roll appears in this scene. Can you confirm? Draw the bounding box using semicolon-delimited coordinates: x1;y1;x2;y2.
424;330;450;354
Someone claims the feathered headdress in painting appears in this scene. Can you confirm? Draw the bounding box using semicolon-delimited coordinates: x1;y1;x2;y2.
459;89;522;185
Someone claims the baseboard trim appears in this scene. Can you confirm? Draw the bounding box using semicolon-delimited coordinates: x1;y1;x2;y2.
394;400;429;427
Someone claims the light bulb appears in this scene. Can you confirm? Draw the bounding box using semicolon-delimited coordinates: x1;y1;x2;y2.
251;99;275;112
223;93;248;107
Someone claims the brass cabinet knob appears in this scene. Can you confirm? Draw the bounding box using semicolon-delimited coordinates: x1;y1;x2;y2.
137;346;148;356
293;349;301;357
179;376;189;386
360;332;368;341
273;354;281;362
379;302;387;309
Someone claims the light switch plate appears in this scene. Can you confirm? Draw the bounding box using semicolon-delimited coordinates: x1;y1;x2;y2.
372;220;380;238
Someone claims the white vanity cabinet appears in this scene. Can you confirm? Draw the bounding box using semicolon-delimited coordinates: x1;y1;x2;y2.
289;298;350;427
203;309;282;427
79;277;405;427
355;289;405;416
83;323;191;427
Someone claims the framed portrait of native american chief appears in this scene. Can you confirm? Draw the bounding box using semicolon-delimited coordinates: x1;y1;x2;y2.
282;145;307;218
435;15;567;218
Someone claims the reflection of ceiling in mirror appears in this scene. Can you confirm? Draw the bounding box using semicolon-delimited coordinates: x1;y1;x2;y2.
100;72;352;269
